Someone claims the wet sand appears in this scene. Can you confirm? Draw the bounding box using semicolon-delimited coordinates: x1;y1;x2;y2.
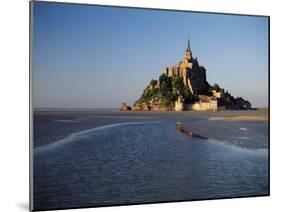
34;108;268;119
208;108;268;122
33;108;269;149
209;116;267;121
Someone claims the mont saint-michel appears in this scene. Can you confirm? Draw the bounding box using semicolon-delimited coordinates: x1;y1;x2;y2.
121;37;251;112
32;3;269;211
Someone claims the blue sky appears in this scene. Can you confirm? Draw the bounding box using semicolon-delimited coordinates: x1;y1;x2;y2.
32;2;269;108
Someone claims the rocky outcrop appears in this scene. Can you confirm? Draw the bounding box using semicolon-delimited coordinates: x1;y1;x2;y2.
120;103;132;111
132;102;150;111
218;92;251;110
175;122;208;139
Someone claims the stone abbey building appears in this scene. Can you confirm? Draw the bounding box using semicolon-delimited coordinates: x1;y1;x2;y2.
164;37;218;111
163;36;209;96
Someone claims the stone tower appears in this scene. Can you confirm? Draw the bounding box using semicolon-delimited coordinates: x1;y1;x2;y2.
175;94;184;112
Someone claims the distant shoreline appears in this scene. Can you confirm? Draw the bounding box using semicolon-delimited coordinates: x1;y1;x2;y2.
208;108;268;122
33;108;269;122
209;115;268;122
34;107;268;112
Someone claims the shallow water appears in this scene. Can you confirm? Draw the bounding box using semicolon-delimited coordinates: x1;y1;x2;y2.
33;112;269;210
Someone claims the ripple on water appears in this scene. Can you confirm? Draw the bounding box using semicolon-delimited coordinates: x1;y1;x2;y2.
33;119;268;210
34;121;161;154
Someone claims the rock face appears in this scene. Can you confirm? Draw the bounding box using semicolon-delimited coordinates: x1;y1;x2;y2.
188;61;209;95
132;102;150;111
120;103;132;111
132;38;252;111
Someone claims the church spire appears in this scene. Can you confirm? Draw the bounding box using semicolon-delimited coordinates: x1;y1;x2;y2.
186;33;191;52
185;33;192;60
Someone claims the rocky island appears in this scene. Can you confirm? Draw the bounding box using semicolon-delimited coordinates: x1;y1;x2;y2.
123;36;252;112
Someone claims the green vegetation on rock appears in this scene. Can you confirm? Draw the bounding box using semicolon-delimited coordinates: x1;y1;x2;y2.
135;74;198;110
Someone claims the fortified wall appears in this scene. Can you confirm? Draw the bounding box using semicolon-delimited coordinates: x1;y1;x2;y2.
175;95;219;112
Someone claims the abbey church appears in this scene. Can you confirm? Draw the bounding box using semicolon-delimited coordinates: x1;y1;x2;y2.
163;36;209;96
